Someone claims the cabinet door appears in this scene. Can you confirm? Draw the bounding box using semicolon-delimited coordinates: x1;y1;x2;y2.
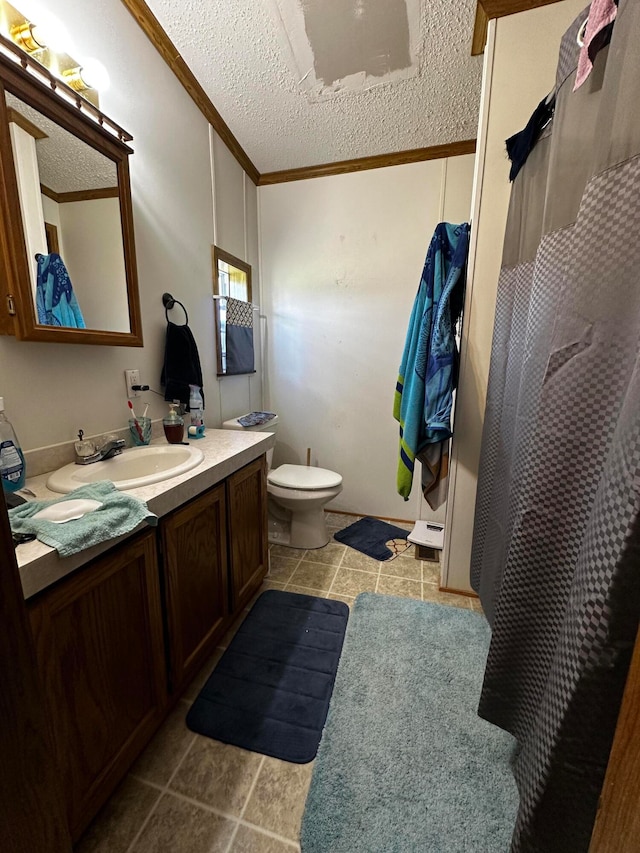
28;530;166;842
161;483;228;694
227;455;268;610
0;492;72;853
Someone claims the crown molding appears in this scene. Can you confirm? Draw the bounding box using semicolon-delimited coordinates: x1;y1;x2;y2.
120;1;479;186
472;4;489;55
473;0;566;54
119;0;260;184
258;140;477;186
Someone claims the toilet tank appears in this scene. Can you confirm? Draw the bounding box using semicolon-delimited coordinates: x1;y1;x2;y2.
221;414;278;469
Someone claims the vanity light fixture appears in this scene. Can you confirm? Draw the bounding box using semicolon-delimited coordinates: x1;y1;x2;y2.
62;58;110;93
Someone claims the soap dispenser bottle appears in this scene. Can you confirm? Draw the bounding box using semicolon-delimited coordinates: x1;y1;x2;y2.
163;401;184;444
188;384;204;427
0;397;26;493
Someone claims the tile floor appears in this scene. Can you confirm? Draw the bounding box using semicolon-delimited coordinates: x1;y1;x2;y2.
76;512;480;853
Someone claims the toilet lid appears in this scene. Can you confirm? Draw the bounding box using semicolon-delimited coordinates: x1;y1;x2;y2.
268;464;342;490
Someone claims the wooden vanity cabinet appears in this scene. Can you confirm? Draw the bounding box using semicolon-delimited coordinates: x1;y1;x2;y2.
227;455;269;611
27;529;166;842
160;455;268;695
160;482;228;695
23;452;268;841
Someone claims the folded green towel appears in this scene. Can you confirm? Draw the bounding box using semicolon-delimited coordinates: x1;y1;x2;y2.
9;481;158;557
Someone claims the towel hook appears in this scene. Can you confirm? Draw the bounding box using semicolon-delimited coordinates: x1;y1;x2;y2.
576;16;588;47
162;292;189;325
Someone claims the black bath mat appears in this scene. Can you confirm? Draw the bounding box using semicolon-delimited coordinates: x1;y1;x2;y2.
186;590;349;763
334;516;411;561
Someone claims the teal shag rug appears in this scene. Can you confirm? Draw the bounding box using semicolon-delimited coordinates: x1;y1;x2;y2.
301;593;519;852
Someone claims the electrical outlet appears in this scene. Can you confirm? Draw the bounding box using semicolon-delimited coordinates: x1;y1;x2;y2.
125;369;141;398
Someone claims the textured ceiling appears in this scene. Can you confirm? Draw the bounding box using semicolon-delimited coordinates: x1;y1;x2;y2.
145;0;483;174
7;93;117;192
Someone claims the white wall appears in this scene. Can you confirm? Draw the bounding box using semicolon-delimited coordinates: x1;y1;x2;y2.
259;154;475;521
41;195;66;259
58;197;128;332
443;0;587;591
0;0;259;452
211;131;264;426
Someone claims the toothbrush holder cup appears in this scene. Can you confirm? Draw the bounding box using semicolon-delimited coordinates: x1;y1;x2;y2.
129;416;152;446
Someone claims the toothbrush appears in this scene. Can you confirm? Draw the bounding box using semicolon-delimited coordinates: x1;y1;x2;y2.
128;400;144;442
142;403;149;419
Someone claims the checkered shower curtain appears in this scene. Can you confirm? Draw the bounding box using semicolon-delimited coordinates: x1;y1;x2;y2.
471;3;640;851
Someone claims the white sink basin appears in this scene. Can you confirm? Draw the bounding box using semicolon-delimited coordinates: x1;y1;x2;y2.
47;444;205;494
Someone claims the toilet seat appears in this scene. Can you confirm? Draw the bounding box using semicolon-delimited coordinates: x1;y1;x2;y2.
267;482;342;503
268;464;342;490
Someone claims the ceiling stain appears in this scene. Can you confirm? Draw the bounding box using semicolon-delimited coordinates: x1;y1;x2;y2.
145;0;482;173
275;0;421;100
301;0;412;88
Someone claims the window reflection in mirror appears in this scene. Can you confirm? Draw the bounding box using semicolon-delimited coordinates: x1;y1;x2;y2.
212;246;253;376
6;92;130;333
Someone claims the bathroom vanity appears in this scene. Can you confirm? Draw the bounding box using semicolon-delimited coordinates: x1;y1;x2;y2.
14;429;272;841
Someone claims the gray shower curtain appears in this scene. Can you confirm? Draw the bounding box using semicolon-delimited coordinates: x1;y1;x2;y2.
471;2;640;851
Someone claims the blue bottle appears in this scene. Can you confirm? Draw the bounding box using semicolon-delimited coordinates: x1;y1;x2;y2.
0;397;26;493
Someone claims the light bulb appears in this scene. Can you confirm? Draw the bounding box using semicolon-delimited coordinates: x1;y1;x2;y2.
30;15;71;52
63;59;110;93
78;58;110;92
12;3;74;53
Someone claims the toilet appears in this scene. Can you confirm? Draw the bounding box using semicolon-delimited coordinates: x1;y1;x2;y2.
222;413;343;549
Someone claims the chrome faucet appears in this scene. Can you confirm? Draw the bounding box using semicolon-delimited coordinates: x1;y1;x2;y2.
75;437;126;465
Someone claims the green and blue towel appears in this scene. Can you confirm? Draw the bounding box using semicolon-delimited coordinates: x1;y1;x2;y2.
9;480;157;557
394;222;470;499
35;252;86;328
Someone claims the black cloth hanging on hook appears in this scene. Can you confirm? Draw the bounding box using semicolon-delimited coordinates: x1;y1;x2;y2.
160;319;204;408
505;94;555;182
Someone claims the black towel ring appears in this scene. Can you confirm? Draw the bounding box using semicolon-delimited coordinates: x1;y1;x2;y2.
162;292;189;325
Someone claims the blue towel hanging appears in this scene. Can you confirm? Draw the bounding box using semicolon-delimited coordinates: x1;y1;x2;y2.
35;253;86;328
393;222;470;499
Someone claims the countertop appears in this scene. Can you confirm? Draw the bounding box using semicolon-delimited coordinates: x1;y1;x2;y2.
15;429;275;600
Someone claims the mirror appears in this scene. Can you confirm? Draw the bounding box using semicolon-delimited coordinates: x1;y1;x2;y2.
0;49;142;345
7;93;130;332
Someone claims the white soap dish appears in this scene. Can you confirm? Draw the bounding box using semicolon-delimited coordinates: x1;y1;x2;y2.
33;499;103;524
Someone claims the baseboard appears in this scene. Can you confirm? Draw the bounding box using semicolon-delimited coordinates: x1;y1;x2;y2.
325;509;415;526
439;586;479;599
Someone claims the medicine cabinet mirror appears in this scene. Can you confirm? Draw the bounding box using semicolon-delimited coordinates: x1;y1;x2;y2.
0;45;142;346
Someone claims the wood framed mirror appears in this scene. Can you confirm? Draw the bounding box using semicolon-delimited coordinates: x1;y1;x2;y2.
0;38;142;346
